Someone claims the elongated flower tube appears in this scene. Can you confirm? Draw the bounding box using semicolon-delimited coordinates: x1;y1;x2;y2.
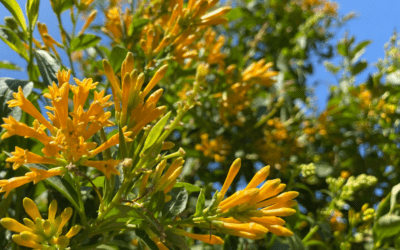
103;52;167;131
0;198;80;249
172;228;224;245
189;159;298;239
1;69;132;192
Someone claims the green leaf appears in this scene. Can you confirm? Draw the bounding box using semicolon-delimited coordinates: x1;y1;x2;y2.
0;78;33;129
390;183;400;214
70;34;101;52
34;50;61;86
26;0;40;30
0;26;28;59
84;176;105;189
351;60;368;75
104;204;141;220
374;214;400;240
194;188;205;217
287;233;306;250
351;40;371;58
324;61;339;74
118;124;128;159
136;230;159;250
0;61;22;70
128;18;150;36
162;187;188;219
147;191;165;215
225;7;242;21
165;230;190;250
0;188;14;218
337;43;348;56
143;111;171;151
174;182;201;193
109;46;129;72
0;0;27;31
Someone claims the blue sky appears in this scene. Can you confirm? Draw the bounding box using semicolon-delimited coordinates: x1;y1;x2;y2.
1;0;400;111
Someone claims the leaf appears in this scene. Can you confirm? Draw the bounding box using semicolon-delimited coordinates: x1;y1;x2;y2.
165;230;190;250
118;124;128;159
390;183;400;214
26;0;40;29
337;43;348;56
0;26;28;59
162;187;188;219
109;46;129;72
225;7;242;21
351;40;371;58
147;191;165;215
386;70;400;85
0;0;27;31
0;61;22;70
351;60;368;75
104;204;141;220
34;50;61;86
143;111;171;151
194;189;205;217
136;230;159;250
0;78;33;128
324;61;339;74
287;233;306;250
70;34;101;52
128;18;150;36
174;182;201;193
374;214;400;240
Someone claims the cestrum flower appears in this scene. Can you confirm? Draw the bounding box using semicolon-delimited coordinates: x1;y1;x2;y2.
0;198;81;249
1;69;132;196
206;159;298;239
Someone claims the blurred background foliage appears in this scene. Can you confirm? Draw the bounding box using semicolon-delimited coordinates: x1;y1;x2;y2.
1;0;400;249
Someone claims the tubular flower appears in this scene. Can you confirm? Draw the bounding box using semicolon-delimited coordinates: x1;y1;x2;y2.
0;167;66;198
195;133;230;162
0;198;81;249
37;22;63;58
2;69;131;191
196;28;226;69
172;228;224;245
154;157;185;192
210;159;298;238
103;52;167;135
241;59;278;87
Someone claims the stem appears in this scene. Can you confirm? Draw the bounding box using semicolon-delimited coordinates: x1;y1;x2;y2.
28;24;34;81
73;173;87;226
302;225;319;243
254;96;285;128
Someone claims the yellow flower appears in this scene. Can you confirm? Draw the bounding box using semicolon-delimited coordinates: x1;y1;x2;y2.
209;159;298;238
7;147;61;170
172;228;224;244
0;167;65;197
242;59;278;87
0;198;80;249
79;10;97;35
103;53;168;130
2;69;131;188
37;22;63;57
82;159;121;179
155;158;185;192
195;133;230;162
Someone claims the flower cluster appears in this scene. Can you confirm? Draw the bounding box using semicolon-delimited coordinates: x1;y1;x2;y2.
195;133;230;162
0;198;80;249
1;70;125;195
